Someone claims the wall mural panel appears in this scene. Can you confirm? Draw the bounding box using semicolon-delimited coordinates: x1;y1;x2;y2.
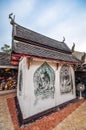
33;62;55;105
60;64;73;94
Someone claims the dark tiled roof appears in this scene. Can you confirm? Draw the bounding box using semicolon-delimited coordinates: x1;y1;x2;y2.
12;23;79;63
13;23;71;54
13;41;79;63
0;52;11;66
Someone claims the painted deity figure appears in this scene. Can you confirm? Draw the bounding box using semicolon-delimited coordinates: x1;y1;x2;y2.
60;65;73;94
38;71;50;91
33;62;55;104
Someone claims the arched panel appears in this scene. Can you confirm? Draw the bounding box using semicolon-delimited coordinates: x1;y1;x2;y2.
60;64;73;94
33;62;55;104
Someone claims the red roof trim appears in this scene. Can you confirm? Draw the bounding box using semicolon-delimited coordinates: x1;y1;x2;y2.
11;53;79;65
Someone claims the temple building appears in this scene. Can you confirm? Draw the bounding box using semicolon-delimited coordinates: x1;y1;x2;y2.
72;51;86;71
9;15;80;124
72;51;86;97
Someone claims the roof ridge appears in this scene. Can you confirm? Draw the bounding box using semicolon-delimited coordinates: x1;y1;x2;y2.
14;23;64;44
13;22;71;54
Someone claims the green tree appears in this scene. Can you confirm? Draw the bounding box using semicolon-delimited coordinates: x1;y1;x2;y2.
1;44;11;54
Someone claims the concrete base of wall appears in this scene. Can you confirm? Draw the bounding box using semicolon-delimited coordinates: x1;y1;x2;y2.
15;96;78;127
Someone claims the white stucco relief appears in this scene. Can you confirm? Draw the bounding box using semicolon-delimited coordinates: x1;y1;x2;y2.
60;64;73;94
33;62;55;105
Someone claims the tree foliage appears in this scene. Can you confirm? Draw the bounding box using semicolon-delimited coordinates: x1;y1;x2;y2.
1;44;11;54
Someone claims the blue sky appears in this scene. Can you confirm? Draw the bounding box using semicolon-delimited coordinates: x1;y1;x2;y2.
0;0;86;52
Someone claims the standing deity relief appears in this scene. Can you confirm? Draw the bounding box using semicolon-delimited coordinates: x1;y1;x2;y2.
33;62;55;105
60;64;73;94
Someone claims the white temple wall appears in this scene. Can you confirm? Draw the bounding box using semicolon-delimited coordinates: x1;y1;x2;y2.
17;57;76;119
